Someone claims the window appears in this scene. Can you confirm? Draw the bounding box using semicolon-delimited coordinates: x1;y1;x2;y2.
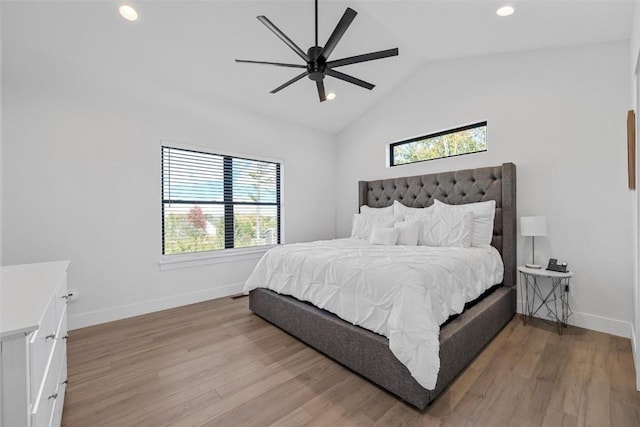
390;121;487;167
161;145;281;255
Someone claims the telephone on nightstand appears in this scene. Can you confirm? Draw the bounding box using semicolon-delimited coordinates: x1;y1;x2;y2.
547;258;568;273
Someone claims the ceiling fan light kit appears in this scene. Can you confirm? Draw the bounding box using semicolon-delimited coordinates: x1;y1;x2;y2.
236;0;399;102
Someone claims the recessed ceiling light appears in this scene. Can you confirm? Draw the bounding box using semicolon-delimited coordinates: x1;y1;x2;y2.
119;5;139;22
496;6;514;17
327;92;336;101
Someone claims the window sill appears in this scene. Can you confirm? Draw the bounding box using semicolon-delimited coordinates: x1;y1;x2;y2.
158;245;276;271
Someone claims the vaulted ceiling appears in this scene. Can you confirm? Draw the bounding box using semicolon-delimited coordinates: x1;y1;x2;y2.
2;1;634;133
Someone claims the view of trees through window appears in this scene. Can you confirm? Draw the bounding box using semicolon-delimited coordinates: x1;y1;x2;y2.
162;146;280;255
163;205;278;255
391;122;487;166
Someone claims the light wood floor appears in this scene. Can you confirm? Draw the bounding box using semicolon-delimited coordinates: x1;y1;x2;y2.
62;296;640;427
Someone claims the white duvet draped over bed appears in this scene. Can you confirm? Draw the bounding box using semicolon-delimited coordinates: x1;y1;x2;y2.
243;238;504;390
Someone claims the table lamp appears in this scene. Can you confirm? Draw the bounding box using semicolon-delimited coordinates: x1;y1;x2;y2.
520;216;547;269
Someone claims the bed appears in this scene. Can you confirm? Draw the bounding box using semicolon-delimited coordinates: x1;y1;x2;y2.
247;162;516;409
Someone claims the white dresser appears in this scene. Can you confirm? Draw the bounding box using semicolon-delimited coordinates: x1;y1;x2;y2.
1;261;70;427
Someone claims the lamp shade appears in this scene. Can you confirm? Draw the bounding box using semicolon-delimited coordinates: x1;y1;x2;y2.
520;216;547;237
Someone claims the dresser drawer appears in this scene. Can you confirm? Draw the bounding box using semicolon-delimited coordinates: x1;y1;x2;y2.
29;294;57;396
31;304;68;402
54;276;68;322
56;305;68;346
51;355;67;427
31;338;66;427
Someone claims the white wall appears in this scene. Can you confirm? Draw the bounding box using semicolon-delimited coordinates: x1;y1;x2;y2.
336;41;633;337
2;41;337;329
0;4;3;269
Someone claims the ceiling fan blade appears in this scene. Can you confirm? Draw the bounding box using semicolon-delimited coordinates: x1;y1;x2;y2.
235;59;306;69
316;81;327;102
257;16;310;62
327;48;399;68
326;69;374;90
271;71;308;94
320;8;357;61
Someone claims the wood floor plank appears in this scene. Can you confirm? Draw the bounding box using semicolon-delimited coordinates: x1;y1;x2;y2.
269;407;314;427
512;326;548;380
303;374;378;426
62;296;640;427
541;407;578;427
357;386;400;422
203;357;346;426
371;402;423;426
473;371;529;426
577;365;611;427
610;398;640;427
336;411;376;427
548;340;588;417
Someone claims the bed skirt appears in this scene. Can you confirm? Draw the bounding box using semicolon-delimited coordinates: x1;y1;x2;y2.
249;286;516;410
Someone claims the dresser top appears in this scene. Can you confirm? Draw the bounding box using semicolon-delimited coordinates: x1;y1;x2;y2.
0;260;70;339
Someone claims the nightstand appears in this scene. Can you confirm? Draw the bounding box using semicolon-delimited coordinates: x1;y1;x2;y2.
518;265;573;335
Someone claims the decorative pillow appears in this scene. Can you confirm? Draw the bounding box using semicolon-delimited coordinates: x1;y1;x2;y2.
369;227;401;245
421;210;474;248
393;220;421;246
393;200;434;216
360;204;394;216
433;199;495;247
351;214;402;240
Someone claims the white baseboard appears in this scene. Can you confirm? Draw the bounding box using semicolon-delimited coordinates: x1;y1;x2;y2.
68;282;245;330
568;312;632;338
632;324;640;391
516;300;632;338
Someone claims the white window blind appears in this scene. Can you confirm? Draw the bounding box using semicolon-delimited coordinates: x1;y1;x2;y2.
162;146;281;255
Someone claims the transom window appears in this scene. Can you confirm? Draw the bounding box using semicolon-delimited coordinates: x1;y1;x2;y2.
390;121;487;167
161;145;281;255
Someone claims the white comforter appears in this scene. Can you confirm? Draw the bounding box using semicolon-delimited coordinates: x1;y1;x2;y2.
243;238;504;389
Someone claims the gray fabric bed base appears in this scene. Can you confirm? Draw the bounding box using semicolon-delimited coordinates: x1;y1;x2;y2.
249;286;516;410
248;163;517;409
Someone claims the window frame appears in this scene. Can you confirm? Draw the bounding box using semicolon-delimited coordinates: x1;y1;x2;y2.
159;141;284;269
389;121;488;167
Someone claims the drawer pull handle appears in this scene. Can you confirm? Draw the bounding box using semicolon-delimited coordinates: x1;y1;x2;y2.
63;335;69;340
45;333;56;340
62;379;68;385
48;393;58;401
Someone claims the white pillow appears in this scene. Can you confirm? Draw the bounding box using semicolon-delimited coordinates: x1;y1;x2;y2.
360;204;394;216
433;199;495;247
405;211;433;221
394;220;421;246
421;210;474;248
351;214;403;240
393;200;433;216
369;227;401;245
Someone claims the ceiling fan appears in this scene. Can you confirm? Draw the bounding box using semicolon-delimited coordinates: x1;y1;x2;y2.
235;0;399;102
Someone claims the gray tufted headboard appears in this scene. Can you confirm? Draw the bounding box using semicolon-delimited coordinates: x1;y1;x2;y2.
358;162;516;288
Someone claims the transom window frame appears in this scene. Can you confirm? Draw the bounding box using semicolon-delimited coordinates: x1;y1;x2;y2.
158;141;285;271
388;121;488;167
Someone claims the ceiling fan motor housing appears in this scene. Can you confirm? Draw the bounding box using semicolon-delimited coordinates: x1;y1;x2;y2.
307;46;326;81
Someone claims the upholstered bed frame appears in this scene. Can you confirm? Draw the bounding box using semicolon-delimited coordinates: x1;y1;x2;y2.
249;162;517;409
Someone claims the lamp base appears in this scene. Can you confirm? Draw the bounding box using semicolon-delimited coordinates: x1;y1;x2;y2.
525;263;542;269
